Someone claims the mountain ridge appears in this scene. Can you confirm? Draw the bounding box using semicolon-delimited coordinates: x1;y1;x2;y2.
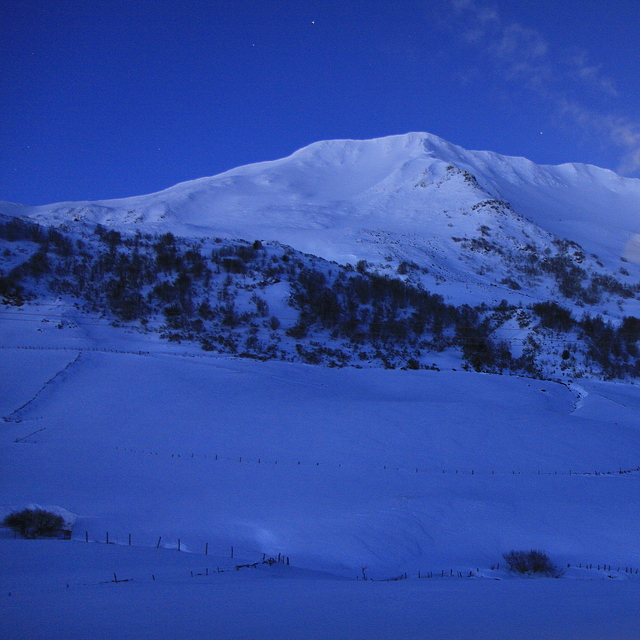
4;133;640;280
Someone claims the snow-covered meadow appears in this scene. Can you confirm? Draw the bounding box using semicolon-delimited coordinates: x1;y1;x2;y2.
2;309;640;638
4;539;640;639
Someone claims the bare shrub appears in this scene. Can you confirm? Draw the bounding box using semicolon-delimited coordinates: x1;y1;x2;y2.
503;549;562;577
2;508;65;539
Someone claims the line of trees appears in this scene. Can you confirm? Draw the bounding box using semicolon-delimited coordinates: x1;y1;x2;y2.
3;215;640;377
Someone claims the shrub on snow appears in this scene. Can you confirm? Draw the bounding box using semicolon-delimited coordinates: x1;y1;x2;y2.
2;508;65;539
503;549;562;577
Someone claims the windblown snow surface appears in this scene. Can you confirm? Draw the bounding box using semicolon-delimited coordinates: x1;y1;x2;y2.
3;133;640;638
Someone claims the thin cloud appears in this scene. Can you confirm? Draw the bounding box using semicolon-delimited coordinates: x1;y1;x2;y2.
565;51;618;97
607;118;640;174
449;0;640;175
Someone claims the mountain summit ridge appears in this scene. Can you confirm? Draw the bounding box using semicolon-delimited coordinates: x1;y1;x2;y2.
3;132;640;309
4;132;639;266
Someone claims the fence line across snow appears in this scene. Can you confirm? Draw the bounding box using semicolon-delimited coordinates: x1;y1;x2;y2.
109;444;640;479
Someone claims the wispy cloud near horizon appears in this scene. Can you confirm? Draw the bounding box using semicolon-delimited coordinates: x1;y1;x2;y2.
449;0;640;175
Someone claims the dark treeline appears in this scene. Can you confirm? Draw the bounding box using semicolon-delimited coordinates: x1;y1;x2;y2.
2;215;640;378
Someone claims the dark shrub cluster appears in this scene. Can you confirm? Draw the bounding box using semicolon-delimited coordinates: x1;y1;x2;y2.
4;214;640;377
2;508;65;539
503;549;561;577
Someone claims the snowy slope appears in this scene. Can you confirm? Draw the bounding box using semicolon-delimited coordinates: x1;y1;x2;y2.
3;318;640;577
3;316;640;638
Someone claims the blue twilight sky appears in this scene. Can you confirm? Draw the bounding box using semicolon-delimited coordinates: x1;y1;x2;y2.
1;0;639;205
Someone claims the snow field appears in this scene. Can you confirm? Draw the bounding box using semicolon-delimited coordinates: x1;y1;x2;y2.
3;328;640;576
2;539;640;640
3;298;640;638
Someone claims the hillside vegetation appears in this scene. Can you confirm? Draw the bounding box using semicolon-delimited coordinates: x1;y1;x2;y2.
2;213;640;379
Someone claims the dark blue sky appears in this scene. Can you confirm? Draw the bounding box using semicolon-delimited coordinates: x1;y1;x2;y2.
2;0;639;205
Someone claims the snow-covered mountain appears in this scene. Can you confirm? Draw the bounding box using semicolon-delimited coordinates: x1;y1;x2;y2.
6;132;640;310
4;132;640;378
4;134;640;637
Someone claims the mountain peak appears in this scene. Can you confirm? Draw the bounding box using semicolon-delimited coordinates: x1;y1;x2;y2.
3;132;640;288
